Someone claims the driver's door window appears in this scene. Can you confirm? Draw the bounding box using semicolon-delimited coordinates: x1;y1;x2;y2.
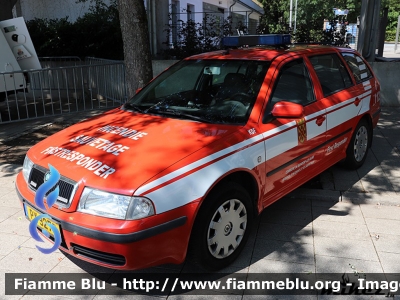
269;59;316;108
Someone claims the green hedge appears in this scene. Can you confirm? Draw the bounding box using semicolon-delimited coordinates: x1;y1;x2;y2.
385;30;398;42
26;1;123;59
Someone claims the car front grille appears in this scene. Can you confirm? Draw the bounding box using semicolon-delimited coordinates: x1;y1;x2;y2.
28;165;78;208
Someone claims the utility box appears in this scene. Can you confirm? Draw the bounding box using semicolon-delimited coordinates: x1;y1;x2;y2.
0;17;41;96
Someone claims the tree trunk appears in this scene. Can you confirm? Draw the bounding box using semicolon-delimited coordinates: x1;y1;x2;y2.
0;0;18;21
118;0;153;98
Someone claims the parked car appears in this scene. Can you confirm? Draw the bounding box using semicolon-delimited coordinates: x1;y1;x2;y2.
16;35;381;271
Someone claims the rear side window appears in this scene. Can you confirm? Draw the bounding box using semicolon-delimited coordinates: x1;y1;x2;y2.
341;53;373;84
309;54;353;97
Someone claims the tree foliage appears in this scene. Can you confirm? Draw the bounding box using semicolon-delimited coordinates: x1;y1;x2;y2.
258;0;361;43
259;0;400;42
8;0;152;94
26;0;123;59
163;13;233;59
74;0;122;59
257;0;288;34
383;0;400;32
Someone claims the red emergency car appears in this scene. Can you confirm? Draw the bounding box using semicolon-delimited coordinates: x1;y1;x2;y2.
16;35;381;271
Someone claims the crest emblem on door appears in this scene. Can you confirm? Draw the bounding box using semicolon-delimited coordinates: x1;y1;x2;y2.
297;118;307;144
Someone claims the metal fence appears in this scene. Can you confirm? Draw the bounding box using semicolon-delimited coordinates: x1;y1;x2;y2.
86;57;127;103
0;57;127;124
38;56;82;68
167;10;260;47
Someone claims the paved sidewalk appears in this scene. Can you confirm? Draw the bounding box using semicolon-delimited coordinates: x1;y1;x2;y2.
0;109;109;143
0;107;400;299
379;43;400;59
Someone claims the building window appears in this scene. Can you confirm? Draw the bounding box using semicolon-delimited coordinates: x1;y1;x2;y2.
171;1;180;44
187;4;195;21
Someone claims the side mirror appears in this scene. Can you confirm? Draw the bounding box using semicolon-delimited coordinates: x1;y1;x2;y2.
271;101;304;118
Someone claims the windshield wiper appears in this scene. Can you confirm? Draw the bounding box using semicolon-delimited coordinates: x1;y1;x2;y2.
146;108;212;123
124;103;144;113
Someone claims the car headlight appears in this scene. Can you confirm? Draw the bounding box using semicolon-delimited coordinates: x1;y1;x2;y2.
78;187;155;220
22;155;34;183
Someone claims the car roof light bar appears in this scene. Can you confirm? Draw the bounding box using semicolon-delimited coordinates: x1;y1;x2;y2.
222;34;291;48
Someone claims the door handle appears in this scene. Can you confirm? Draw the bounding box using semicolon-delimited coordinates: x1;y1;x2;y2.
354;97;361;106
316;115;326;126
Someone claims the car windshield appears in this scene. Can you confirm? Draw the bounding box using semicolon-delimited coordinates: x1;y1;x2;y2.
124;59;270;125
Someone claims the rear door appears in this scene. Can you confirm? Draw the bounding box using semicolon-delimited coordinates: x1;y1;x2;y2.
306;52;365;167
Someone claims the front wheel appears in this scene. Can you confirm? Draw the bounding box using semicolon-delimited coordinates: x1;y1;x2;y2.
343;119;370;169
188;184;253;271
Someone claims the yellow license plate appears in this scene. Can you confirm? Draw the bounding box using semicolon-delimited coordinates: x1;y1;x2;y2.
25;205;60;236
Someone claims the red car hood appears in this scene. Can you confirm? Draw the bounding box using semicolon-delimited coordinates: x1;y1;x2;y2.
28;108;237;194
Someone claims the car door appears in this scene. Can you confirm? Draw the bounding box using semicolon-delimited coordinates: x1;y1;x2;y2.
306;52;361;167
259;56;327;206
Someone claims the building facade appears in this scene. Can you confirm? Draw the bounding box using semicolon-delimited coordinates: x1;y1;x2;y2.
13;0;263;56
147;0;263;56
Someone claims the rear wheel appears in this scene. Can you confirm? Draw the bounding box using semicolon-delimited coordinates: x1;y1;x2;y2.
189;184;253;271
343;119;370;169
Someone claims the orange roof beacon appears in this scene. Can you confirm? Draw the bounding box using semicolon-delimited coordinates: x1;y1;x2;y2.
16;34;381;271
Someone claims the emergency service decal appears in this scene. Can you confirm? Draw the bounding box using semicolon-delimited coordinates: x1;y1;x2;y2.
282;155;315;182
326;137;348;154
97;125;148;140
39;125;148;179
41;147;115;179
69;125;147;155
69;135;130;156
296;118;307;144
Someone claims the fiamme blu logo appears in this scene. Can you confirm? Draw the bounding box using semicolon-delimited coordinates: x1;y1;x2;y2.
28;164;61;254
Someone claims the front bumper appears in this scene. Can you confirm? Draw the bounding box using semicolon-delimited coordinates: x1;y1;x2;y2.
15;172;198;270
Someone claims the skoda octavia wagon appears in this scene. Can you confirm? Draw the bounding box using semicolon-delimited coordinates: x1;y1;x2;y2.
16;35;381;271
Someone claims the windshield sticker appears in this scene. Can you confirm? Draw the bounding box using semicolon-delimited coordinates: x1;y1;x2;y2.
41;146;115;179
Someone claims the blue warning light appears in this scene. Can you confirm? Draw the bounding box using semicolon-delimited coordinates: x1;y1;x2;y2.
222;34;291;47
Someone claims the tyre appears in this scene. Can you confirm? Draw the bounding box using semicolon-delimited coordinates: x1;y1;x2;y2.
343;118;370;169
188;184;253;271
